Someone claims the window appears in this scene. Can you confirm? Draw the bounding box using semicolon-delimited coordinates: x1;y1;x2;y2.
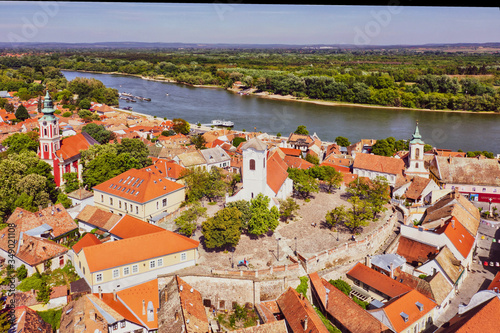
130;204;133;211
162;198;167;207
59;256;64;266
472;187;476;192
156;202;159;209
136;206;139;214
113;323;118;330
44;144;48;152
109;197;113;205
415;162;419;169
483;188;487;192
119;201;122;209
96;273;103;283
157;258;163;267
83;267;85;274
101;195;104;202
415;148;420;158
132;264;138;274
113;269;119;279
44;128;47;136
150;260;156;269
249;159;255;170
120;321;126;328
79;261;81;269
180;252;187;261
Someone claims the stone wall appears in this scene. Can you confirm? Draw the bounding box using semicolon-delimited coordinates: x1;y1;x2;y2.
297;212;398;273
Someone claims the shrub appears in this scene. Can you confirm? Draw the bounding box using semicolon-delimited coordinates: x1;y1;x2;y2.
328;279;351;296
62;111;72;117
296;276;309;299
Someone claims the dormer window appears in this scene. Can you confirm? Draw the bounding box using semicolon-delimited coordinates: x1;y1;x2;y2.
400;312;409;322
416;301;424;311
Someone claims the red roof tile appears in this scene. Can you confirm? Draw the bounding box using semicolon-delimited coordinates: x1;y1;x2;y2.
176;276;209;332
267;152;289;194
56;132;100;160
487;272;500;291
117;279;159;330
284;155;314;170
72;233;101;254
435;217;475;258
279;147;302;157
109;215;165;239
396;236;439;265
353;153;405;176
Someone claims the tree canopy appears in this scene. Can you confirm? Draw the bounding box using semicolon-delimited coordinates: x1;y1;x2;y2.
335;136;351;147
14;105;30;121
247;194;280;236
173;118;191;135
182;167;227;203
202;207;242;249
81;123;115;144
294;125;309;135
2;132;38;154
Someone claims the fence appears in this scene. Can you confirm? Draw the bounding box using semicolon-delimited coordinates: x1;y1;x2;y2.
211;262;301;278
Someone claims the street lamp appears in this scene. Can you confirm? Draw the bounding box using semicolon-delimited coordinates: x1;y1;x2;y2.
231;248;234;269
294;237;297;256
337;229;339;242
277;238;281;261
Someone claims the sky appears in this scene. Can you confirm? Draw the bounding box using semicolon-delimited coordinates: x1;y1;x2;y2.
1;2;500;45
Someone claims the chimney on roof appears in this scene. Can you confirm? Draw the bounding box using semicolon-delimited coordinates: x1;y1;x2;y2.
113;289;117;301
98;286;102;299
451;218;455;228
142;299;146;315
365;255;371;268
303;315;308;331
190;288;193;293
390;262;394;279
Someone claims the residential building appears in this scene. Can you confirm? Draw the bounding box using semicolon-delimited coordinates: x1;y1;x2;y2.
393;176;440;205
429;155;500;203
174;151;208;169
92;164;185;224
199;146;231;170
11;306;52;333
353;153;405;187
276;287;329;333
73;230;199;292
226;138;293;206
309;272;390;333
368;289;437;333
158;275;209;333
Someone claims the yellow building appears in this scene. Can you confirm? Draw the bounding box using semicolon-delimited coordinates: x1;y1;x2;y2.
92;163;185;224
73;230;199;293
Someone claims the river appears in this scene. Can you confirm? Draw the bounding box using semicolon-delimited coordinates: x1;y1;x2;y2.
61;70;499;153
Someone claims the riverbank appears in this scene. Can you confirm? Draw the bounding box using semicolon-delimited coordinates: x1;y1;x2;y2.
65;69;499;115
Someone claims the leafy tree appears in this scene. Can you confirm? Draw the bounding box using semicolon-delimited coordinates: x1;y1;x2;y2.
278;197;300;223
202;207;242;249
14;105;30;121
182;167;227;203
247;194;279;236
305;154;319;165
63;172;80;193
37;308;62;331
424;144;433;152
294;125;309;135
344;196;373;233
62;111;72;117
0;97;7;109
371;138;394;156
56;192;72;209
161;129;176;137
36;280;52;304
296;276;309;299
313;165;343;193
82;123;114;144
16;264;28;281
227;173;241;196
232;137;246;148
173;118;190;135
0;298;11;332
328;279;351;296
226;199;252;230
335;136;351;147
288;168;319;199
78;98;91;110
174;202;207;236
347;176;390;218
4;103;14;113
2;132;38;153
325;205;347;229
190;134;207;149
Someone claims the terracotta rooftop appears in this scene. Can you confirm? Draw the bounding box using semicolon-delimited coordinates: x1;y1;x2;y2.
267;151;289;195
11;234;68;266
396;236;439;266
309;272;389;333
279;147;302;157
67;187;94;200
284;155;314;170
369;289;436;333
176;276;209;333
405;176;431;200
276;287;329;333
72;233;101;254
13;306;52;333
92;165;185;204
116;279;159;330
487;272;500;291
56;131;100;161
347;262;413;299
175;151;206;167
76;205;122;231
435;217;475;259
434;246;464;284
83;230;199;272
353;153;405;176
109;214;165;239
430;156;500;186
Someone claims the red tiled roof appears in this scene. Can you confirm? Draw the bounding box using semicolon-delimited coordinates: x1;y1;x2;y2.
405;177;431;200
320;161;351;173
177;276;209;332
56;132;99;160
14;306;52;333
151;158;186;180
284;155;314;170
83;230;199;272
276;287;329;333
15;234;68;266
76;205;122;231
353;153;405;176
279;147;302;157
267;152;289;195
109;215;165;239
72;233;101;254
96;293;141;326
92;165;185;203
487;272;500;291
347;262;413;298
117;279;159;330
396;236;439;265
435;217;475;258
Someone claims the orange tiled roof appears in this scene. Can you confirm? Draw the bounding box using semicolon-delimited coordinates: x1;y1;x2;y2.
177;276;209;332
56;132;100;160
353;153;405;175
435;217;475;259
76;205;122;231
109;215;165;239
279;147;302;157
83;230;199;272
404;177;431;200
487;272;500;291
14;306;52;333
372;289;436;333
72;233;101;254
151;158;186;180
15;234;68;266
320;161;351;174
396;236;438;265
284;155;314;170
94;293;139;326
117;279;159;330
92;165;185;203
276;287;329;333
267;151;289;195
347;262;413;299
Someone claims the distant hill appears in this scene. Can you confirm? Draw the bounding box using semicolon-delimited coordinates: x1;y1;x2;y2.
1;41;500;50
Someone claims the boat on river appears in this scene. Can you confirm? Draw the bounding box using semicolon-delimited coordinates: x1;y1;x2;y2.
211;119;234;127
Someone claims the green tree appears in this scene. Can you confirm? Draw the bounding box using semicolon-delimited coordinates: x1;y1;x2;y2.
78;98;91;110
232;137;247;148
278;197;300;223
305;154;319;165
56;192;72;209
0;299;11;332
226;200;252;230
2;132;38;153
314;166;343;193
325;205;347;229
328;279;351;296
190;134;207;149
14;105;30;121
296;276;309;299
36;280;52;304
5;103;14;113
227;173;241;196
82;123;114;144
182;167;227;203
288;168;319;199
173;118;191;135
335;136;351;147
63;172;80;193
16;264;28;281
371;138;394;156
161;129;176;137
294;125;309;135
174;202;207;236
247;194;279;236
202;207;242;249
345;196;373;233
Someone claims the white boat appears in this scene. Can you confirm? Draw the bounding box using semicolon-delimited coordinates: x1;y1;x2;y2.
211;120;223;126
222;120;234;127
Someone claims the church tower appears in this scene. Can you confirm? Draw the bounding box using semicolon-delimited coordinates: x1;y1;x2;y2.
406;121;429;178
38;91;61;167
241;138;268;199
